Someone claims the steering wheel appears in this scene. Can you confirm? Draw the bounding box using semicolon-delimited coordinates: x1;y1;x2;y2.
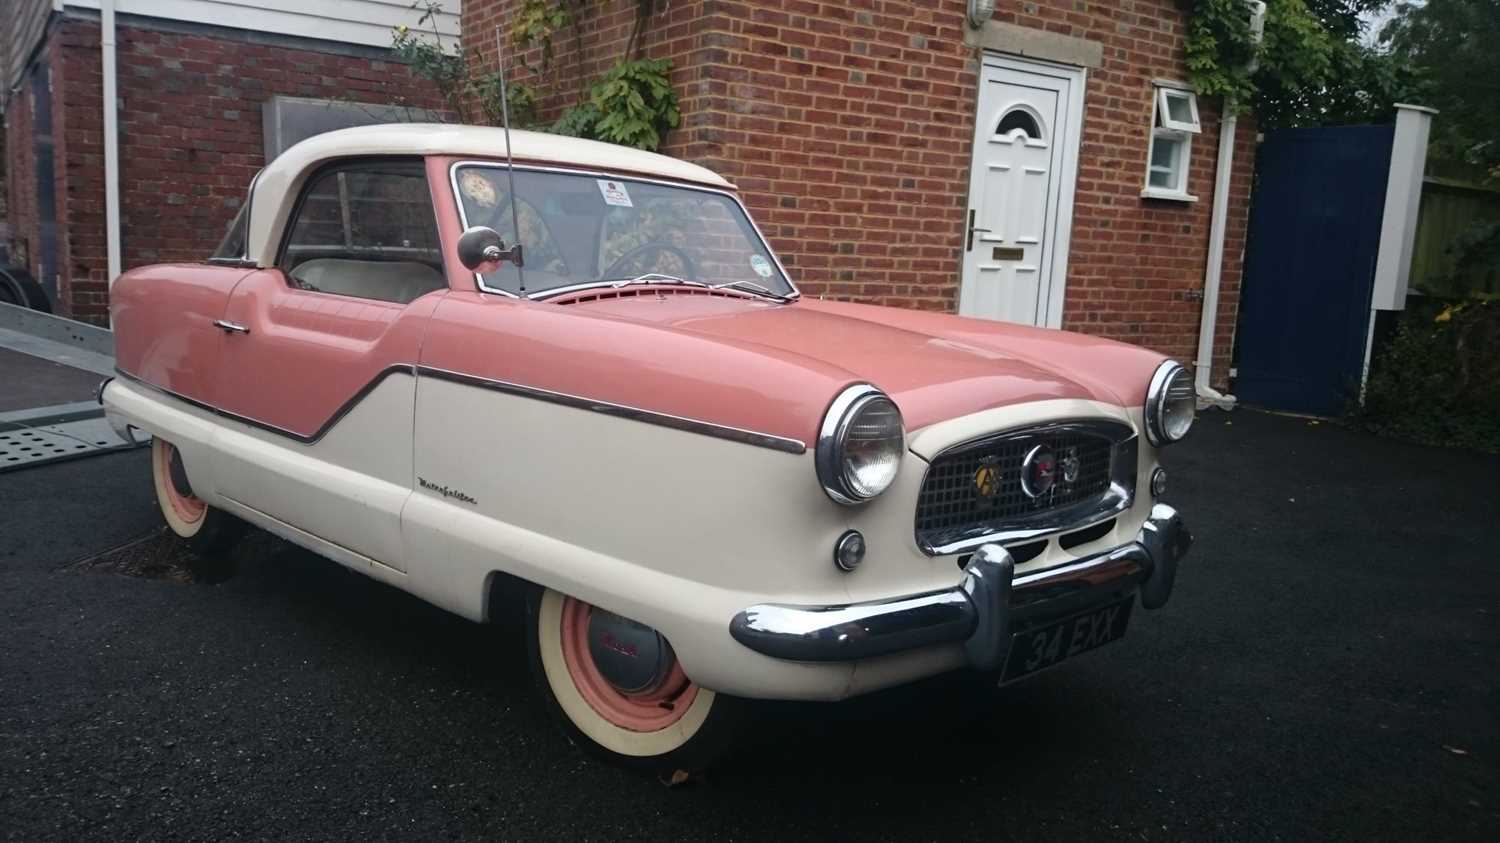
601;243;698;282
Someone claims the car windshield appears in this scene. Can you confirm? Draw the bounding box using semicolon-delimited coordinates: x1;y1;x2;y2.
452;165;795;298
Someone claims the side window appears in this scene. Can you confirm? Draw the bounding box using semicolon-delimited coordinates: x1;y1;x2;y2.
1143;84;1202;201
211;202;250;262
279;161;447;304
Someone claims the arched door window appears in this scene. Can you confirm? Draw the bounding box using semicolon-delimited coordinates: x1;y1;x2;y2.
995;106;1044;140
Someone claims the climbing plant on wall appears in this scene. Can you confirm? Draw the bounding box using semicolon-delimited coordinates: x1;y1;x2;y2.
392;1;679;152
1185;0;1414;128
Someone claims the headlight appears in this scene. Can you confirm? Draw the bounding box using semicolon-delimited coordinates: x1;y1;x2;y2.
1145;361;1196;445
816;385;904;504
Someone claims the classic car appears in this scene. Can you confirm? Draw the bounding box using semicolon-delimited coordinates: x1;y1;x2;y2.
102;123;1194;771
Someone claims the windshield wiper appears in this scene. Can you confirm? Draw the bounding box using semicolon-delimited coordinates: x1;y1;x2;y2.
607;273;705;288
711;279;794;302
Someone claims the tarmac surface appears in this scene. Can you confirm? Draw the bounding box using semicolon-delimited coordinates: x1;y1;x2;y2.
1;409;1496;841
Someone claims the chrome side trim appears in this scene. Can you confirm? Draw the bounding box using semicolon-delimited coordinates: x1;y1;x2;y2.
731;504;1190;665
113;365;416;445
916;418;1139;556
414;365;808;455
446;160;801;301
113;364;807;455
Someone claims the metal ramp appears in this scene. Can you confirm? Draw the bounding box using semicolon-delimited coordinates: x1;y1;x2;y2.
0;402;146;472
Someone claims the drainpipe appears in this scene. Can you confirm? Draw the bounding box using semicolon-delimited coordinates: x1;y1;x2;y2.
1193;109;1240;410
1192;0;1265;410
102;0;123;289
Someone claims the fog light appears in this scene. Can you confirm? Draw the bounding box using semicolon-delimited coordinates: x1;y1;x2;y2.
834;530;866;572
1151;466;1168;498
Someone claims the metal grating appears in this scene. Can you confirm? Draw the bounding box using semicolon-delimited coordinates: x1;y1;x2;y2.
0;416;143;471
916;431;1114;550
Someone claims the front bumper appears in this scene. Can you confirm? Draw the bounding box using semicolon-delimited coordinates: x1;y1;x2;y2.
729;504;1191;669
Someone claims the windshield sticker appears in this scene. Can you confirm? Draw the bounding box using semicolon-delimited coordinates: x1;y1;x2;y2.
459;170;498;208
749;254;774;278
597;179;634;208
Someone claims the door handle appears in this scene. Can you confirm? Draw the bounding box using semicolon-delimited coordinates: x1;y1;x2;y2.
966;209;992;252
213;319;250;335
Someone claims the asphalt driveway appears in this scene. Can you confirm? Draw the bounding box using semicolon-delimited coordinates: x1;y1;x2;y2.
1;410;1496;841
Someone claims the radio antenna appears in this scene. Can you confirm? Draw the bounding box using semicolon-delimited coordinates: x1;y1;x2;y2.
493;25;526;293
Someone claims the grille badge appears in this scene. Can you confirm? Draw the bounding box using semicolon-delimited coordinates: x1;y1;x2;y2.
973;459;1002;499
1020;445;1057;499
1059;447;1081;484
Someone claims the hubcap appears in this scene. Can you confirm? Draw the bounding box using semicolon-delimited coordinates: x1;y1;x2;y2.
586;609;671;693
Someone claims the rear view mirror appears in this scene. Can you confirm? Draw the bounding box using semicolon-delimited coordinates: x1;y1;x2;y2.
457;226;524;273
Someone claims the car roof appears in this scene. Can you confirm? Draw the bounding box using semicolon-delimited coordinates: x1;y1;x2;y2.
244;123;734;266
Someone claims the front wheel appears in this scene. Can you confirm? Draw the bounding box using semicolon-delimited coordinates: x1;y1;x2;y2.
151;437;246;580
526;587;741;772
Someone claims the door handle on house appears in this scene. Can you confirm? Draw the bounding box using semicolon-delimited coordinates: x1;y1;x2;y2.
213;319;250;335
966;209;991;252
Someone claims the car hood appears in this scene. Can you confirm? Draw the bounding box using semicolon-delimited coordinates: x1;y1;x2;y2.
553;291;1165;432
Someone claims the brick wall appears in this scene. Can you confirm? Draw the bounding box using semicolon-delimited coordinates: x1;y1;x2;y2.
467;0;1254;383
4;17;443;324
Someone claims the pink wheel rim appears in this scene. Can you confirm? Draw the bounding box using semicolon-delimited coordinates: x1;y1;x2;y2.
157;441;206;525
558;596;698;732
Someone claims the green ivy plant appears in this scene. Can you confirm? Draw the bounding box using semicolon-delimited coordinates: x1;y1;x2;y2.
1186;0;1415;128
392;1;679;152
510;0;574;73
1186;0;1333;113
568;59;679;150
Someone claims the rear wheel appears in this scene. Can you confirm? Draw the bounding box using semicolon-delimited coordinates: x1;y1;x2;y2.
526;587;740;772
151;437;246;580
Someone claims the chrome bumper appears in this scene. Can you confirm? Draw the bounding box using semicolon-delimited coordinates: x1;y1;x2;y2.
729;504;1191;669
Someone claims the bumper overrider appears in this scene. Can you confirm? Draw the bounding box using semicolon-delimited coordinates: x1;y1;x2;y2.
730;504;1191;671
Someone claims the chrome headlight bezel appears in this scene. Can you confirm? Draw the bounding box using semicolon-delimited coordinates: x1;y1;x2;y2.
1145;361;1196;446
816;384;904;505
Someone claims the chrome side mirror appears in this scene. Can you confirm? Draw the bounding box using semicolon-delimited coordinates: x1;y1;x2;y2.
456;226;524;273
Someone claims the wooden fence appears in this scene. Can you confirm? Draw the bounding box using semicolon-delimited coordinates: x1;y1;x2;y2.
1409;164;1500;298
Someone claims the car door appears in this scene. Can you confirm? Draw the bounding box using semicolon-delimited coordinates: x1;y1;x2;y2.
210;158;450;572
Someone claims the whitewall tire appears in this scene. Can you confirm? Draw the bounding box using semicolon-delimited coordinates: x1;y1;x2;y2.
151;437;246;579
526;587;740;771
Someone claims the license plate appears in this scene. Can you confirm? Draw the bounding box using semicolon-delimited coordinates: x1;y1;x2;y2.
1001;598;1134;683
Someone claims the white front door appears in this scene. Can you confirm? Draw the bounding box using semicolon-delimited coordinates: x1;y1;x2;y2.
959;55;1085;328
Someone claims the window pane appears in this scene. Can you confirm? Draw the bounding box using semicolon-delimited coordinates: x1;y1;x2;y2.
1165;91;1195;125
996;108;1042;139
454;166;793;297
280;163;446;304
1149;135;1180;189
212;201;249;260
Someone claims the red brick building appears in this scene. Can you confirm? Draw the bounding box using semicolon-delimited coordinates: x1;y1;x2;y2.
467;0;1257;389
4;1;1254;391
1;0;454;324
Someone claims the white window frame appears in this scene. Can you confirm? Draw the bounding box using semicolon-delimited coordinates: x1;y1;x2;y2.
1157;87;1202;133
1142;82;1201;202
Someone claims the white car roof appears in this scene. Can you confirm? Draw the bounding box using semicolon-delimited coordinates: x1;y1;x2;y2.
245;123;734;266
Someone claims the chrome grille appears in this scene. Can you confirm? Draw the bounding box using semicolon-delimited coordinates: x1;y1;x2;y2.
915;423;1128;554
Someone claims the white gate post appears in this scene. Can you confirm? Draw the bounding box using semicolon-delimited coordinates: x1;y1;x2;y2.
1363;104;1437;392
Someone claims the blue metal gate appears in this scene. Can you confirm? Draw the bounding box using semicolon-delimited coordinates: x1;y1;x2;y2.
1234;125;1394;416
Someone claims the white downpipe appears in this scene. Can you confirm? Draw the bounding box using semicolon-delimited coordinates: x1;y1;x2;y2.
1193;108;1239;410
1193;0;1263;410
102;0;123;287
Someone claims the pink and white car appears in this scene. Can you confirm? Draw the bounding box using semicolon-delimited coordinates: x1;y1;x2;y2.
102;124;1194;771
